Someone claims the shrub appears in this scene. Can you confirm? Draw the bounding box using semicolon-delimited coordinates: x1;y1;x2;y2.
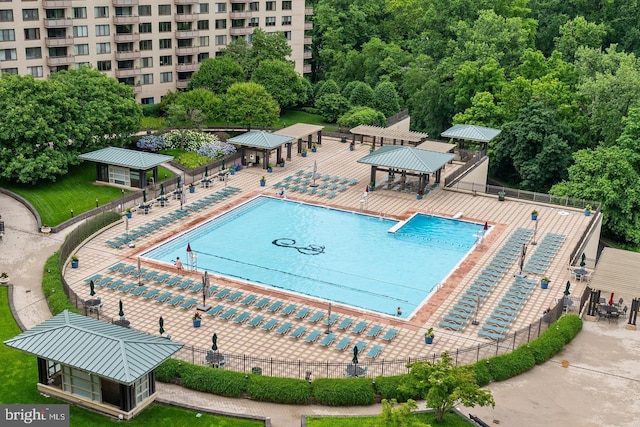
473;360;492;387
487;346;535;382
316;93;351;123
179;364;246;397
163;129;219;151
556;314;583;340
142;103;162;117
247;375;312;404
348;82;375;108
527;333;565;364
136;134;166;152
196;140;237;159
337;106;386;128
313;377;375;406
155;358;182;383
374;375;420;402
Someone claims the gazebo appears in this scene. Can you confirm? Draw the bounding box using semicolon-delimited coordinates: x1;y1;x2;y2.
277;123;325;158
79;147;173;189
227;131;295;169
4;311;183;420
440;124;501;152
357;145;455;189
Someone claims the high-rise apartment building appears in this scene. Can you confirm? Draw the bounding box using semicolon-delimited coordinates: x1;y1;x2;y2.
0;0;313;104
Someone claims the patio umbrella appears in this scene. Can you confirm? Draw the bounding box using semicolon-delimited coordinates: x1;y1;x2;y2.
159;316;165;335
160;183;165;196
222;159;225;170
137;257;142;285
203;271;210;304
564;281;571;296
352;345;359;365
89;280;96;297
205;166;209;177
519;244;527;274
580;253;586;267
118;299;124;317
187;242;192;253
177;176;181;188
142;190;147;203
608;292;615;306
211;333;218;352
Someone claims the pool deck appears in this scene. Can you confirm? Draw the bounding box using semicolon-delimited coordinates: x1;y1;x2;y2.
65;137;593;365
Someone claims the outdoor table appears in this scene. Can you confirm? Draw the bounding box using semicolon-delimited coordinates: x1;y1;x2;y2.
206;352;226;368
346;364;366;377
599;304;618;314
84;299;102;313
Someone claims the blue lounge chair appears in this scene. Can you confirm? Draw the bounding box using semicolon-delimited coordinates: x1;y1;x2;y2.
366;345;383;359
280;303;297;316
248;315;266;327
206;304;225;317
215;288;231;299
352;321;368;334
267;300;284;313
335;317;353;331
330;176;340;183
106;279;125;290
176;278;196;290
130;268;147;278
276;322;293;335
367;325;383;338
335;337;352;351
308;311;325;323
166;295;186;306
190;283;203;293
290;326;307;339
478;330;505;340
318;333;336;347
327;191;337;199
220;308;238;320
261;318;279;331
108;263;125;272
118;283;138;293
323;314;339;326
317;189;327;197
486;317;512;328
239;294;257;306
382;328;398;342
227;290;244;302
295;169;304;176
304;330;322;343
84;274;103;283
105;241;122;249
233;311;252;324
439;321;465;330
294;307;311;320
95;277;113;288
154;291;173;303
153;273;172;283
180;297;199;309
309;187;318;195
164;276;182;287
254;297;271;309
130;285;148;296
142;270;159;281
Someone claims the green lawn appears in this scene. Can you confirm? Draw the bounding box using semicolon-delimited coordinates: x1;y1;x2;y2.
1;163;174;227
0;286;261;426
306;411;472;426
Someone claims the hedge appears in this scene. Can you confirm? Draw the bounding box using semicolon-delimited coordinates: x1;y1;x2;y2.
155;358;181;383
374;374;421;402
247;375;312;404
179;364;246;397
473;360;492;387
312;378;375;406
487;345;536;382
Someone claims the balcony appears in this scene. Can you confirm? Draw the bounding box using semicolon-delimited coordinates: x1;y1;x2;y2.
176;62;200;72
133;84;142;93
304;22;313;30
175;13;199;21
45;36;74;47
175;0;198;3
175;46;198;55
46;55;75;67
303;64;311;74
303;51;312;60
112;0;138;5
43;0;72;8
175;30;199;38
115;68;141;78
230;11;252;18
114;33;140;42
305;7;314;15
229;27;251;36
304;36;312;45
176;80;190;89
113;15;139;24
44;18;73;28
115;50;141;60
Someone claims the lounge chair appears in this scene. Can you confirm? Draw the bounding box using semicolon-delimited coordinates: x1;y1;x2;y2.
352;321;368;334
367;325;383;338
381;328;398;342
153;273;172;283
478;330;505;340
486;317;512;328
308;311;325;323
233;311;251;324
248;315;266;327
280;303;298;316
164;276;182;287
106;279;125;290
267;300;284;313
176;278;195;290
95;277;113;288
276;322;293;335
327;191;337;199
317;189;327;197
240;294;257;306
107;262;126;272
142;270;159;281
215;288;231;300
179;297;199;309
294;307;311;320
220;308;238;320
261;318;279;331
481;324;509;335
304;330;322;343
206;304;225;317
166;295;186;306
130;268;148;278
355;341;367;352
105;240;122;249
227;290;244;302
154;291;173;303
118;283;138;293
366;345;383;359
335;317;353;331
318;333;336;347
323;314;339;326
130;285;148;296
84;274;103;283
290;326;307;339
439;321;465;330
335;337;353;351
254;297;271;309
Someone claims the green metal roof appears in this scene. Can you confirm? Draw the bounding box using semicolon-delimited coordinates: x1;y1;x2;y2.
227;131;294;149
357;145;454;174
79;147;173;169
4;311;183;385
440;124;501;143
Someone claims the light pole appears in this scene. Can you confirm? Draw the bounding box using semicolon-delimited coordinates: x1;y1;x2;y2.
532;216;538;245
121;189;125;213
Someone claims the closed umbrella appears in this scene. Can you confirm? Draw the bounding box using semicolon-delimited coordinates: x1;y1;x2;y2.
159;316;165;335
177;176;181;188
205;166;209;177
519;244;527;274
142;190;147;203
212;333;218;352
89;280;96;297
608;292;615;306
564;281;571;296
580;253;586;267
160;183;165;196
118;299;125;317
352;345;359;365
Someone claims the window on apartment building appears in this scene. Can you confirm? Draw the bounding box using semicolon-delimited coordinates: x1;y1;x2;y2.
158;5;171;15
0;29;15;41
214;3;226;13
141;73;153;85
231;19;244;28
97;60;111;71
74;44;89;55
141;97;154;104
74;62;90;69
73;7;87;19
177;21;192;31
0;49;17;61
284;31;291;40
247;33;252;43
248;17;259;27
48;47;66;57
177;39;192;48
214;19;226;29
139;23;152;33
140;57;153;68
159;22;171;32
25;47;42;59
139;40;152;50
230;3;244;12
282;16;291;25
27;66;43;77
214;35;226;46
266;1;275;11
96;42;111;54
159;55;172;66
116;42;134;52
199;36;209;46
22;9;38;20
265;17;275;26
114;7;133;17
197;20;209;30
198;52;209;62
73;26;88;38
282;1;291;10
115;25;133;34
0;9;13;22
249;2;259;11
177;55;192;64
24;28;40;40
199;3;209;13
159;39;172;49
95;24;110;36
1;68;18;75
94;7;108;18
138;5;151;16
160;71;172;83
176;5;192;14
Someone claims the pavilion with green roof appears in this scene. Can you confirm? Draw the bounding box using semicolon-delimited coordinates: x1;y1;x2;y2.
357;145;455;189
227;130;295;169
4;311;183;419
79;147;173;189
440;124;502;151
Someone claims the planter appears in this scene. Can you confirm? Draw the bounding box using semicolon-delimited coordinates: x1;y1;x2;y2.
370;149;374;154
267;167;273;173
531;214;538;221
71;260;79;269
301;152;307;157
260;181;266;187
193;319;201;328
0;277;9;284
229;169;235;175
540;280;549;289
349;146;354;151
417;194;423;200
312;148;317;153
189;187;195;193
584;210;591;216
40;226;51;234
280;162;285;167
341;136;347;143
498;191;505;201
543;314;551;323
125;212;132;219
425;336;434;344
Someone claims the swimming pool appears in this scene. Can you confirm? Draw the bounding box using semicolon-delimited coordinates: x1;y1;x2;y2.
143;197;483;318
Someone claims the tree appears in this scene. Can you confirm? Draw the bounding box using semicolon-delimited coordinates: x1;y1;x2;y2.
251;59;309;109
400;352;494;422
337;106;386;128
373;81;401;118
165;89;222;128
188;57;245;94
224;29;291;77
315;93;350;122
452;58;506;113
223;82;279;128
377;399;430;427
348;82;375;108
315;79;340;100
453;92;504;128
554;16;606;61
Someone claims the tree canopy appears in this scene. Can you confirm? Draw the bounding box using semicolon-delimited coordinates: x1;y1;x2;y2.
188;56;245;94
223;82;280;128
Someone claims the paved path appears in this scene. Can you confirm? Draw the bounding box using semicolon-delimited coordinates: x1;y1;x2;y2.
2;187;639;427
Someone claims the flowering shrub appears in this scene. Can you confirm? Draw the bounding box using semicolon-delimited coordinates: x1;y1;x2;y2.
192;311;202;320
197;140;237;159
163;130;221;152
136;135;166;152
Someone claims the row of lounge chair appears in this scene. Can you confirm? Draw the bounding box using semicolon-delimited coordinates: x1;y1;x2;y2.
439;228;534;331
105;209;191;249
183;186;241;213
522;233;566;275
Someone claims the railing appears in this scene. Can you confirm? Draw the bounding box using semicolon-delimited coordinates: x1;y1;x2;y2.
443;150;486;187
386;109;409;127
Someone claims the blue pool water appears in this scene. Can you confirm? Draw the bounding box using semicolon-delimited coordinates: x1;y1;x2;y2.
143;197;483;318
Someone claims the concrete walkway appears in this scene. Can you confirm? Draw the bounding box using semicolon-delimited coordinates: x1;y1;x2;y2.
2;190;639;427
